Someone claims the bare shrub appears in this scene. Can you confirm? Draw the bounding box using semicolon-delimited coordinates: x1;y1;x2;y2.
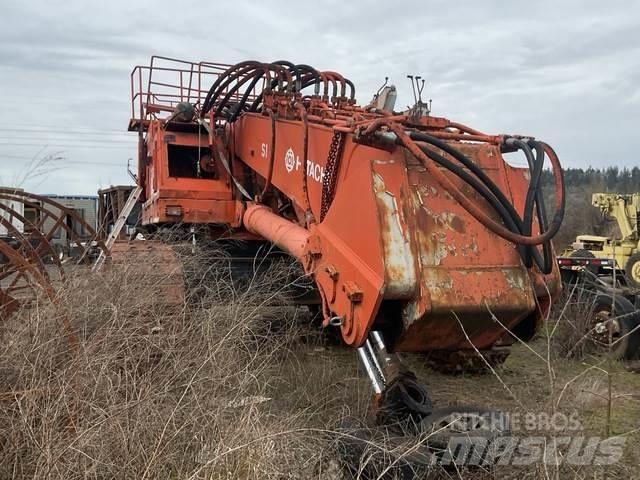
0;242;332;479
547;279;599;360
1;238;638;479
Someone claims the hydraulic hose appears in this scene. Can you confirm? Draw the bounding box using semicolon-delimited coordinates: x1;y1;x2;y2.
323;71;347;98
227;72;265;123
295;64;322;95
202;61;263;115
517;138;553;273
206;62;290;119
247;63;322;113
408;132;564;237
213;70;266;120
272;60;300;92
530;141;553;273
405;129;564;272
414;141;531;265
204;64;266;117
258;109;276;200
511;138;542;269
385;123;565;248
409;131;530;232
209;62;293;121
345;78;356;100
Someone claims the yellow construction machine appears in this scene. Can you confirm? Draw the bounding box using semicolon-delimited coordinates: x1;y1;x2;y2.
563;192;640;288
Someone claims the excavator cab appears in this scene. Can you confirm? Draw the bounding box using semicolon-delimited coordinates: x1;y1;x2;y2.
128;58;247;228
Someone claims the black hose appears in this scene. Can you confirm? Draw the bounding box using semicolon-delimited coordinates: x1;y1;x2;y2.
295;64;322;89
202;61;262;116
409;132;524;228
247;62;298;113
204;65;264;117
272;60;300;91
415;142;530;264
528;139;553;273
213;70;267;120
512;138;539;268
344;78;356;100
227;73;266;123
507;138;553;273
408;132;562;274
210;62;293;121
227;76;263;122
247;64;324;113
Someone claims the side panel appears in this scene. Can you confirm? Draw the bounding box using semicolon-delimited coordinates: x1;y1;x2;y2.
234;115;389;345
233;115;548;350
141;124;240;226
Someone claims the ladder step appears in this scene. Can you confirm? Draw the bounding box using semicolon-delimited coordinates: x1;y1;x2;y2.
92;185;142;272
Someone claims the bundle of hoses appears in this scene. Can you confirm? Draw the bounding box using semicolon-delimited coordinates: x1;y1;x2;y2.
200;60;355;123
403;130;565;274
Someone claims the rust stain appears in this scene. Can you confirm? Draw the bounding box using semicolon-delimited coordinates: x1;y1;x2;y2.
373;173;417;299
394;144;546;352
450;215;465;233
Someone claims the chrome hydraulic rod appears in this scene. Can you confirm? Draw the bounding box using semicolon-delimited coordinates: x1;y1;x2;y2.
365;339;385;388
371;330;394;369
357;345;384;394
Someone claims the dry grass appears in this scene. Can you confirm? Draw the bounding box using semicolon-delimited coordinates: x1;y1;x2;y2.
0;244;337;479
547;279;601;360
0;241;639;479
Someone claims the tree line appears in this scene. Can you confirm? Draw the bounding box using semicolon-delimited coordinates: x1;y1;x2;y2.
541;167;640;193
539;167;640;248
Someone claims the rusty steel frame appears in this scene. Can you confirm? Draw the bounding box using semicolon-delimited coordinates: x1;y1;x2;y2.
0;188;108;319
0;220;81;432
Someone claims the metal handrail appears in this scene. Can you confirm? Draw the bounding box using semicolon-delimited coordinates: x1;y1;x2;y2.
130;57;263;129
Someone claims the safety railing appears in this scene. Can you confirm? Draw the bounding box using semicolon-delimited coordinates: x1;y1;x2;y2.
129;56;262;129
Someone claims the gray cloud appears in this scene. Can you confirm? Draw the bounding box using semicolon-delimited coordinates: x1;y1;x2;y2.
0;0;638;193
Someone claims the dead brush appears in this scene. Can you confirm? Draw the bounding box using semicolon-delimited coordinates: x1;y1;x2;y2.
547;279;600;360
2;237;637;479
0;241;335;479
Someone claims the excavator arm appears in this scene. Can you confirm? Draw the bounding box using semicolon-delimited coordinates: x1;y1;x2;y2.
225;107;564;350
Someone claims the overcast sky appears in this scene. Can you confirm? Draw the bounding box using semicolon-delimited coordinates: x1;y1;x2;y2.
0;0;638;194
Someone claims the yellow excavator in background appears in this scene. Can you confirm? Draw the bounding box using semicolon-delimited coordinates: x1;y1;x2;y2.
564;193;640;288
558;193;640;360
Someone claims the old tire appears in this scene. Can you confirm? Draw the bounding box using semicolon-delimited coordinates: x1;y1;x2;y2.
588;294;640;360
624;252;640;289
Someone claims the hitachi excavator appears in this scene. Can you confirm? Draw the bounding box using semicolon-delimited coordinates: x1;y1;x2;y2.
124;56;565;453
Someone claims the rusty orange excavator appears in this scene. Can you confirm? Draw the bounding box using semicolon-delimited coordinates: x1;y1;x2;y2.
127;57;564;436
